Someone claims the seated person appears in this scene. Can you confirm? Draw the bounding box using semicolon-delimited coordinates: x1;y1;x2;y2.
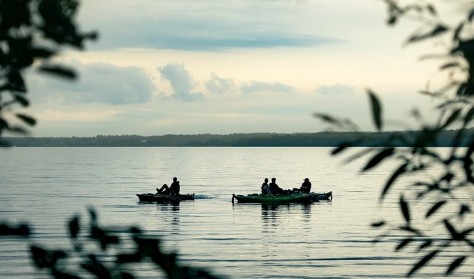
269;178;284;195
300;178;312;193
157;177;180;195
261;178;271;195
169;177;180;195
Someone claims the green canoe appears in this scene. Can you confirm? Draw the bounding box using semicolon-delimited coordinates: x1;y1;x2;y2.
232;193;314;204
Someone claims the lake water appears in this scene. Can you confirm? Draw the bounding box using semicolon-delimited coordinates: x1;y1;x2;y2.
0;147;472;278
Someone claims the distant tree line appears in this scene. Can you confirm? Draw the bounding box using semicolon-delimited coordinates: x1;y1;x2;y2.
4;129;474;147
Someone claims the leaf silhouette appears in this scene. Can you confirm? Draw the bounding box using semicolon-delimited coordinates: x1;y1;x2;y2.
463;144;474;183
425;200;447;218
469;8;474;21
453;22;464;42
400;195;411;224
417;240;432;251
15;113;36;126
331;142;353;155
444;219;461;240
38;65;76;79
362;148;395;171
445;256;466;275
439;62;460;70
14;95;30;107
463;107;474;126
68;216;80;239
441;108;462;129
407;24;449;43
459;204;471;217
367;90;383;130
407;250;439;277
313;113;344;128
381;163;408;200
371;221;386;228
395;238;413;251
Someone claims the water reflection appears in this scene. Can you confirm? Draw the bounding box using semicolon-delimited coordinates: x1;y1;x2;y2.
261;204;280;227
155;202;180;234
260;203;312;226
261;203;313;224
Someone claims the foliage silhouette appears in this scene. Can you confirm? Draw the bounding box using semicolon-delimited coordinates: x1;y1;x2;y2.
0;0;97;146
1;0;473;278
315;1;474;277
1;208;221;279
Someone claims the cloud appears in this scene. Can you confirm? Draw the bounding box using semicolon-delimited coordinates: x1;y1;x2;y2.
241;81;295;94
205;74;235;95
81;1;343;51
93;19;339;51
315;83;361;96
158;63;204;101
37;109;121;122
28;61;156;105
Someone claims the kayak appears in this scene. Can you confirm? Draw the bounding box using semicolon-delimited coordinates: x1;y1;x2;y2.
137;193;195;202
232;191;332;204
232;193;313;204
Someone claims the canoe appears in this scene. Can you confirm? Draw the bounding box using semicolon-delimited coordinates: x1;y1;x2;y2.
232;191;332;204
137;193;195;202
233;193;313;204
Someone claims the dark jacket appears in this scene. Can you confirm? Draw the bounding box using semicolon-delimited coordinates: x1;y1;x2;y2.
169;181;180;194
300;181;311;193
269;182;283;195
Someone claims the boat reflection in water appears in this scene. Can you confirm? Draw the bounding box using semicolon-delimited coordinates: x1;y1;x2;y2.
155;201;181;234
260;203;313;228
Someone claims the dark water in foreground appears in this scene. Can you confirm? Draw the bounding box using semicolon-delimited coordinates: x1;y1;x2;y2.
0;147;472;278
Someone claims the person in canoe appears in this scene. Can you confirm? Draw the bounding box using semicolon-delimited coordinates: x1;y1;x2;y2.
156;177;180;195
269;177;284;195
291;178;312;193
300;178;312;193
261;178;271;195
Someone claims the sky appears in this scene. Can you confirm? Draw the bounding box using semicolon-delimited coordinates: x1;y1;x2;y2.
20;0;452;137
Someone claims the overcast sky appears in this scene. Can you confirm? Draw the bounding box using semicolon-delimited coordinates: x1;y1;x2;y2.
22;0;448;137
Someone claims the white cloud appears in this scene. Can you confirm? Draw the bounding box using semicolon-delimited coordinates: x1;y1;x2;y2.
158;63;204;101
28;61;156;105
241;81;295;94
205;73;235;95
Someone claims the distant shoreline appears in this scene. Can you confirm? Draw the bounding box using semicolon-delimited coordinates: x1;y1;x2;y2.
3;129;472;147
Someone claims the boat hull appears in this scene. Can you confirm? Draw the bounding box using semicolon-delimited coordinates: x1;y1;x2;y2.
232;191;332;204
233;193;312;204
137;193;195;202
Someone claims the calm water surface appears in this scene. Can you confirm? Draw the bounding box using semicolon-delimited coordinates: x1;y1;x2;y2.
0;147;472;278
